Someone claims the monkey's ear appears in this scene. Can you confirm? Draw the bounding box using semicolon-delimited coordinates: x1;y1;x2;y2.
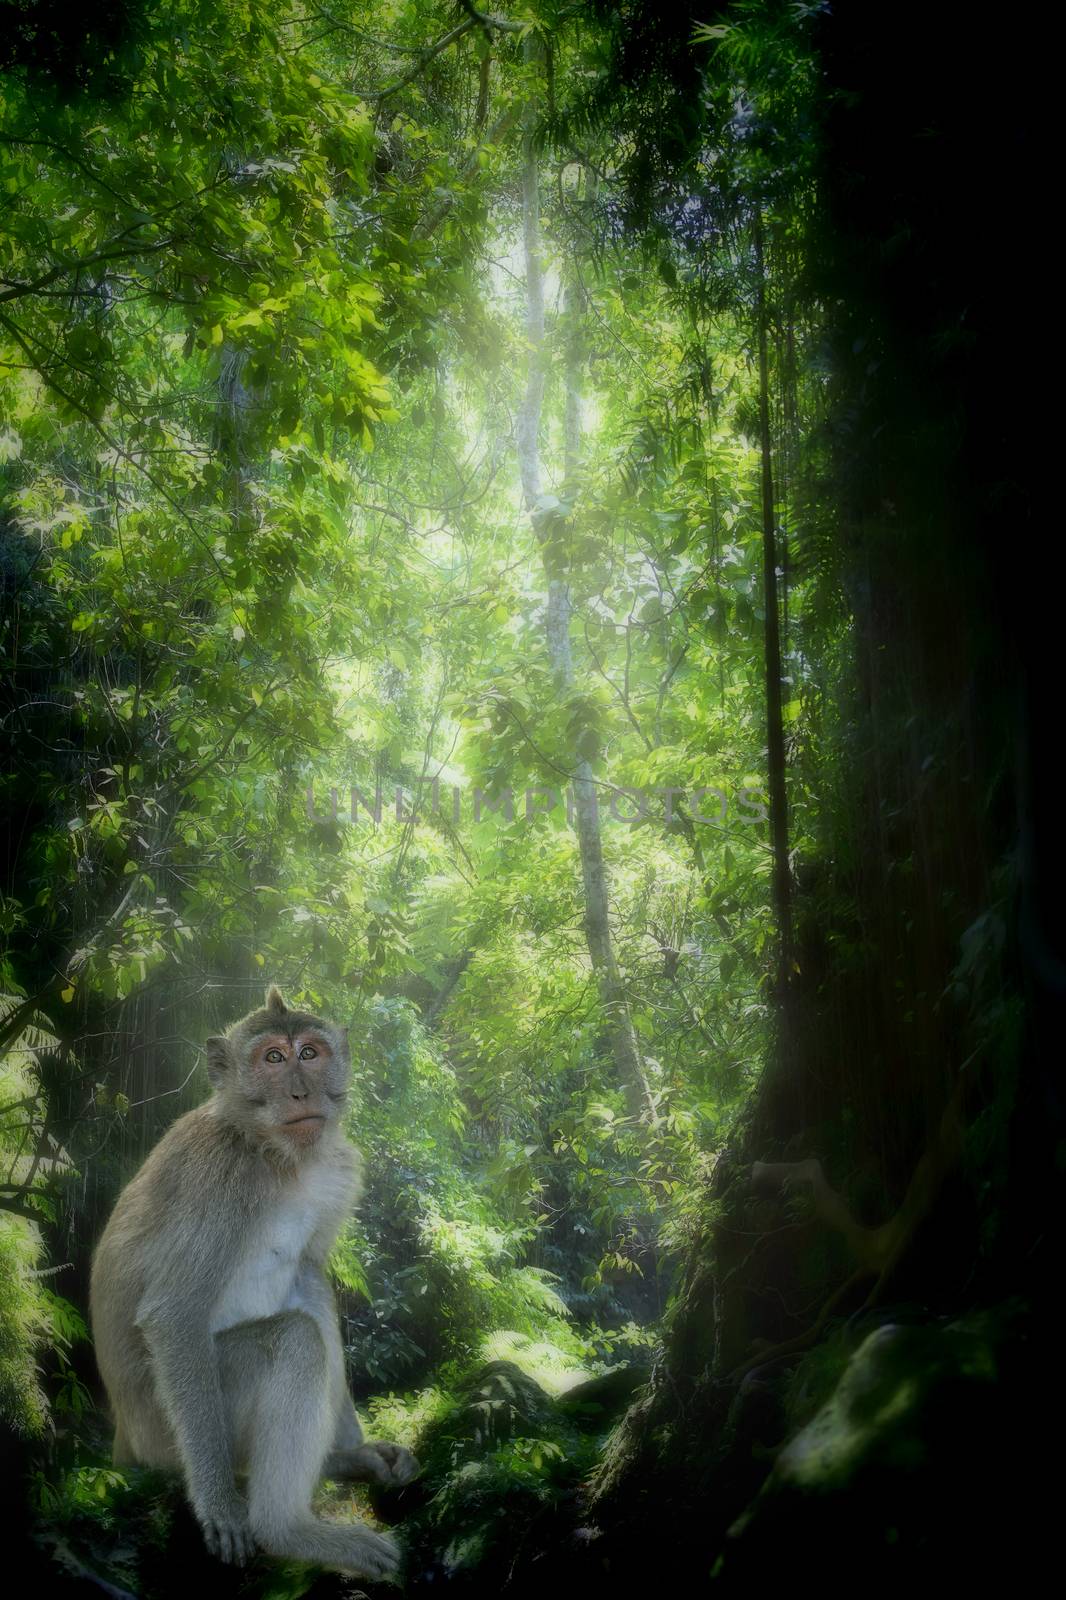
205;1036;231;1085
265;985;289;1015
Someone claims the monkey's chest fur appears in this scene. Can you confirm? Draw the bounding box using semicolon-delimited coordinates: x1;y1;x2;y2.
209;1153;356;1334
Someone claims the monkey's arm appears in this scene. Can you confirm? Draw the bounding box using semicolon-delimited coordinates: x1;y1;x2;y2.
136;1265;254;1564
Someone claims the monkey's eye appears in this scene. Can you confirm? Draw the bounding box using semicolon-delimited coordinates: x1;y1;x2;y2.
264;1048;285;1063
298;1045;318;1061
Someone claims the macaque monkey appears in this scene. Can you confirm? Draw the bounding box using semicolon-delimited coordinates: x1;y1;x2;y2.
90;986;418;1577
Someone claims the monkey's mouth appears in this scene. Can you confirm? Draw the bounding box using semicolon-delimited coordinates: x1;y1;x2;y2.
283;1114;327;1128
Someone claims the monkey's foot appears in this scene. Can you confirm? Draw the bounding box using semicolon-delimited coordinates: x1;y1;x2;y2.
254;1516;399;1578
338;1527;400;1579
328;1440;421;1486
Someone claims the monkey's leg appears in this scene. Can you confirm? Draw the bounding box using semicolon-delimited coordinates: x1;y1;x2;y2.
218;1311;398;1579
109;1371;181;1471
321;1373;419;1486
295;1266;419;1488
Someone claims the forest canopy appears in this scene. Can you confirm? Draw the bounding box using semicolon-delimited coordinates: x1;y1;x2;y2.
0;2;1055;1595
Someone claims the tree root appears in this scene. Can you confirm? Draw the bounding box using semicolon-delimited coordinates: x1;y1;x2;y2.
728;1085;965;1382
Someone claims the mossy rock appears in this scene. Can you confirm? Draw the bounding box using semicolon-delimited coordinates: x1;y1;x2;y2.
419;1360;557;1464
397;1361;600;1593
557;1365;646;1427
714;1300;1041;1586
371;1359;561;1528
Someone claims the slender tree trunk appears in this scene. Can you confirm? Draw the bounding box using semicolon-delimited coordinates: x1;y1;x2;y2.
753;210;793;997
516;99;655;1122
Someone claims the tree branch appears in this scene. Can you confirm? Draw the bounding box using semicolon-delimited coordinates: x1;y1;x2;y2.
0;236;176;304
455;2;524;37
412;107;518;238
359;16;478;101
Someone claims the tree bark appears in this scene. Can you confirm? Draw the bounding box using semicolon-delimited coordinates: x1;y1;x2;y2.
753;209;792;998
516;99;655;1122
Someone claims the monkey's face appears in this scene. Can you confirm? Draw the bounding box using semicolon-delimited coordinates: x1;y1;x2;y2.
206;987;352;1162
245;1027;348;1152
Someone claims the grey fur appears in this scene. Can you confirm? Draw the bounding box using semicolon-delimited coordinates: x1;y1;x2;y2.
90;987;419;1575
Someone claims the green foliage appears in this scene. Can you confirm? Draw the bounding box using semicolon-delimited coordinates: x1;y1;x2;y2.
0;3;1035;1596
1;0;786;1437
0;1214;51;1435
398;1358;606;1585
0;0;831;1579
0;982;85;1434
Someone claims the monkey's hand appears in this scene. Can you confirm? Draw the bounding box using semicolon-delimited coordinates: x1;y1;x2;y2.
195;1487;256;1566
332;1440;421;1486
368;1440;421;1486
